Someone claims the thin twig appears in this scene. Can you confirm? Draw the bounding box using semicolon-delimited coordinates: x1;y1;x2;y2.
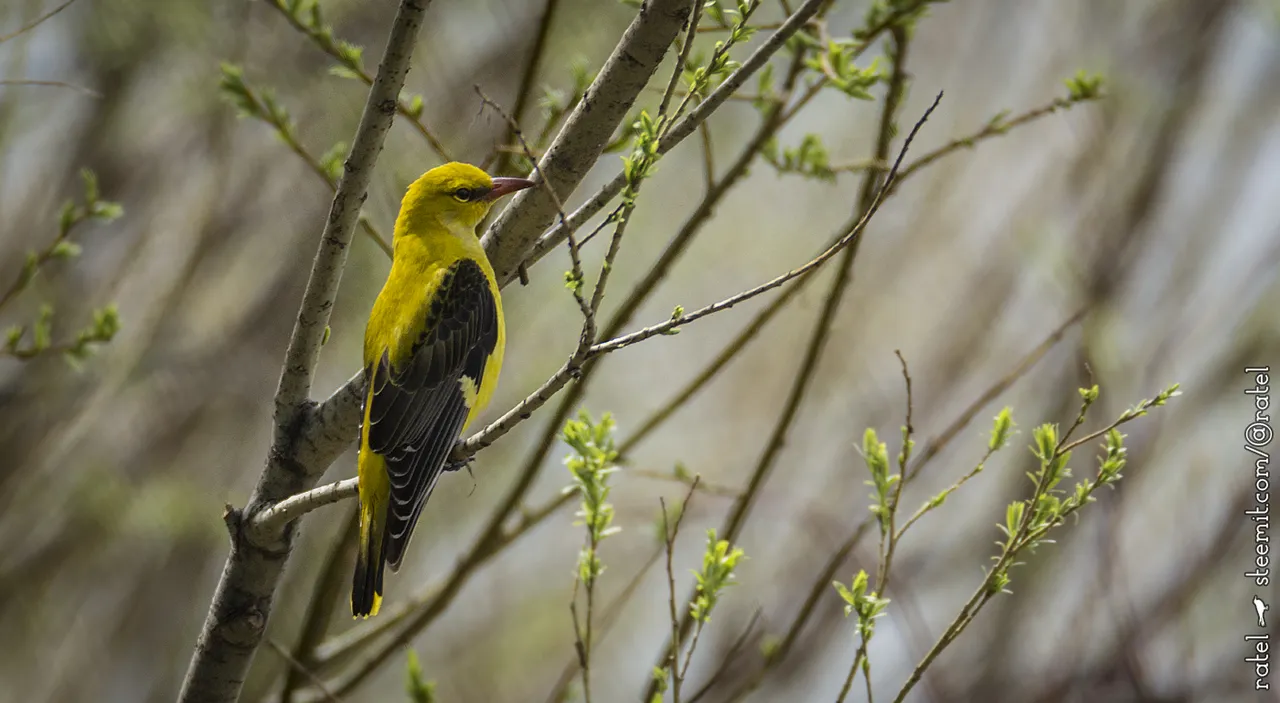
0;79;100;97
542;543;665;703
229;73;392;256
267;639;342;703
662;478;701;703
482;0;695;285
684;608;764;703
474;87;592;325
264;0;451;161
892;94;1104;190
904;308;1086;481
489;0;562;174
658;0;704;117
253;479;356;535
519;0;826;275
280;504;359;703
0;0;79;44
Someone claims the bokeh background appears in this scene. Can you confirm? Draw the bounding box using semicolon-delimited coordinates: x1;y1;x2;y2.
1;0;1278;701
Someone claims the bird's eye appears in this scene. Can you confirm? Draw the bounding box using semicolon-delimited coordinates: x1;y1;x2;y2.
452;188;473;202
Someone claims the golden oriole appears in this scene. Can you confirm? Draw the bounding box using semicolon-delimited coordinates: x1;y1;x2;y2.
352;162;532;617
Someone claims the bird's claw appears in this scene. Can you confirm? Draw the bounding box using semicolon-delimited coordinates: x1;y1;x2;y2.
443;447;474;477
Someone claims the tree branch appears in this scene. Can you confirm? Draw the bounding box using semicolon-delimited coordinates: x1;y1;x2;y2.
638;30;924;701
0;0;79;44
177;2;430;701
481;0;696;285
521;0;826;272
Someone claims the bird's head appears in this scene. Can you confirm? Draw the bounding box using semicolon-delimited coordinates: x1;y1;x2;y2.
397;162;534;237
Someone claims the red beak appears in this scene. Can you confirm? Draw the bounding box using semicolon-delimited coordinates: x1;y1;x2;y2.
484;176;535;201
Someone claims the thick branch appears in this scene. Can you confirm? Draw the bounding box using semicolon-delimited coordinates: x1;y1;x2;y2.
481;0;695;285
177;3;430;701
523;0;826;270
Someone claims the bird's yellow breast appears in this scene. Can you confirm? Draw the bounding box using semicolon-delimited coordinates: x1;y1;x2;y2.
362;229;505;426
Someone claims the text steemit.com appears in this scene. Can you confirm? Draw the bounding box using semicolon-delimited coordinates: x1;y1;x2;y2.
1244;366;1271;692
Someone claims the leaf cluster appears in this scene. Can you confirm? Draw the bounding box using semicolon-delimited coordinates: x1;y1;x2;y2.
563;411;622;587
3;170;123;364
689;528;745;622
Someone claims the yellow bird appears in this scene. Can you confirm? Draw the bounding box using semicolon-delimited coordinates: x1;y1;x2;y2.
352;162;532;617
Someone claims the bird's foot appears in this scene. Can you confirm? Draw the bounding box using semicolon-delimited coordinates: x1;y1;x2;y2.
443;446;474;477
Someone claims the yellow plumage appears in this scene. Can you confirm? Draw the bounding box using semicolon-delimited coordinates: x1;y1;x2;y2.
352;162;531;617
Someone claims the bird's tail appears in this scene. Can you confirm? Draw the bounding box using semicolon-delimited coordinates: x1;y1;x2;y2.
352;452;388;618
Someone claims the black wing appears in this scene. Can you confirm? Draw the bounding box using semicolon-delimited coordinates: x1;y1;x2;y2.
364;258;499;570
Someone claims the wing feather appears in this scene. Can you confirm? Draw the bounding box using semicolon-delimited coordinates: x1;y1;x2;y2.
364;258;499;569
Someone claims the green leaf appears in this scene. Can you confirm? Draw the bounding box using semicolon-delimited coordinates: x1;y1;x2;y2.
50;241;81;260
328;65;362;81
989;407;1014;451
405;649;436;703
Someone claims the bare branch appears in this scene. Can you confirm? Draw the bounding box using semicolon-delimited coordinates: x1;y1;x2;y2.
0;79;100;97
482;0;696;285
177;3;431;700
0;0;79;44
279;505;359;703
586;85;937;357
267;639;342;703
253;479;357;535
474;87;592;325
488;0;563;174
522;0;826;272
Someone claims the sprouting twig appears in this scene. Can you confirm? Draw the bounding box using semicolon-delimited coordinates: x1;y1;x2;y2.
481;0;694;285
891;385;1179;703
720;309;1086;702
222;67;392;256
264;0;452;161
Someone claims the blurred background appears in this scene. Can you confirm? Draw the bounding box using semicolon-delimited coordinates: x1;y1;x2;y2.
1;0;1278;701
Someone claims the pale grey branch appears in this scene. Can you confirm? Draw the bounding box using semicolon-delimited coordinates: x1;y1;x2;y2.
252;479;359;535
522;0;825;269
177;2;431;701
481;0;695;285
